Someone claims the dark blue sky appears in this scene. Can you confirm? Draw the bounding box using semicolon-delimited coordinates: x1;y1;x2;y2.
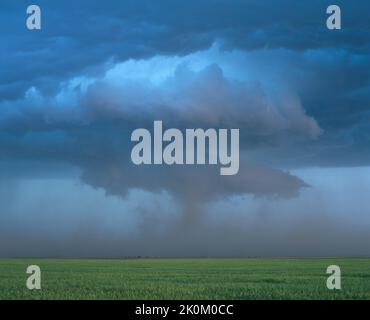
0;1;369;257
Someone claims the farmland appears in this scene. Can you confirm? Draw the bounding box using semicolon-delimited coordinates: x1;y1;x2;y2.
0;258;369;299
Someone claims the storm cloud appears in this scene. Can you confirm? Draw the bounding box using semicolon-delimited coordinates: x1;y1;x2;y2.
0;1;370;257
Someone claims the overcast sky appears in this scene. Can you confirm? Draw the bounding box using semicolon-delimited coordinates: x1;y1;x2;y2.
0;0;370;257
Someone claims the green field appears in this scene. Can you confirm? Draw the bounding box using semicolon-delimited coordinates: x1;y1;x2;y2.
0;258;369;299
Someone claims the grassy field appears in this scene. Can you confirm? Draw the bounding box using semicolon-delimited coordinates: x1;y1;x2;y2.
0;258;369;299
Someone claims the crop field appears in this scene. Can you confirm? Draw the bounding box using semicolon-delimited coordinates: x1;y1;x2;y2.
0;258;369;300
